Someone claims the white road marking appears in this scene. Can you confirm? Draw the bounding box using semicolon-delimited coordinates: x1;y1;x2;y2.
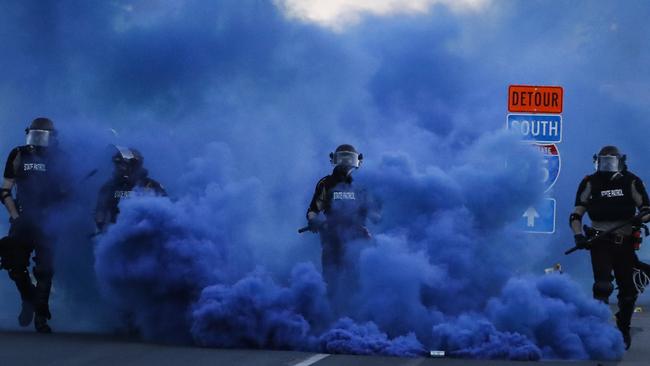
290;353;330;366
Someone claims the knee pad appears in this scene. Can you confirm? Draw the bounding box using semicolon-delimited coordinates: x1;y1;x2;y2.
593;281;614;299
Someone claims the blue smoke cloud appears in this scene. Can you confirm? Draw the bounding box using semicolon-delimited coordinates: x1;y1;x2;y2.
0;0;646;361
485;275;624;359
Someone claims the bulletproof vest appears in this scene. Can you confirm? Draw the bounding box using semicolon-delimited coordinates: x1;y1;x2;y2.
326;181;367;225
586;172;637;222
102;175;163;223
13;146;62;214
103;179;135;223
112;179;137;200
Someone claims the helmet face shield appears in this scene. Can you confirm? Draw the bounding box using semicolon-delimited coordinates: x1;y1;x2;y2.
597;155;619;172
25;129;51;147
333;151;360;168
115;146;135;160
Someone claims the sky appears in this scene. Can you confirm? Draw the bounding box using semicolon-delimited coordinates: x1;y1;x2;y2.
0;0;649;360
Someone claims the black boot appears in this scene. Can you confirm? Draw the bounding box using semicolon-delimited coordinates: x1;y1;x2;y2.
8;269;36;327
33;271;53;334
616;312;631;350
34;312;52;333
616;295;636;350
34;302;52;334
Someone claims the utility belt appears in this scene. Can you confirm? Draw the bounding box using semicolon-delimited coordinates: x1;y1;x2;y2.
588;229;631;245
585;225;649;249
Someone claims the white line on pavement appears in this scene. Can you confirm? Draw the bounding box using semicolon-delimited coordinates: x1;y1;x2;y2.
291;353;330;366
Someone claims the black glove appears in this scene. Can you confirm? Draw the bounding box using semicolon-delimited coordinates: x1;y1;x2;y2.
574;234;589;249
307;219;320;233
634;209;650;226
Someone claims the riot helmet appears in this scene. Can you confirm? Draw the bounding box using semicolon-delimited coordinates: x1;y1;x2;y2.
25;117;56;147
112;145;144;180
593;145;626;173
330;144;363;169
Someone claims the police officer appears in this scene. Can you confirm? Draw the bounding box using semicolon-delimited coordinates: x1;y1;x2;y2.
95;146;166;232
1;117;68;333
306;144;376;301
570;146;650;349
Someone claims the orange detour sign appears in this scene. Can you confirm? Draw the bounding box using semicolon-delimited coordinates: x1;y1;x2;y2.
508;85;563;113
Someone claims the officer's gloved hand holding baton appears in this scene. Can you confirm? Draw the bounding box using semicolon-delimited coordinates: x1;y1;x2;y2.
298;218;323;234
565;211;649;255
307;218;320;233
574;233;590;250
299;211;322;234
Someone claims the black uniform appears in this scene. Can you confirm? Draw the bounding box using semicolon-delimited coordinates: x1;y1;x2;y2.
307;166;372;299
95;170;166;231
574;170;650;331
2;145;68;323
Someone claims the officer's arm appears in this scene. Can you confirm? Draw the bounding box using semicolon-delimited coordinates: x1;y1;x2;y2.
156;184;168;197
1;178;19;220
570;206;587;235
569;177;591;234
2;148;20;220
631;178;650;222
146;179;168;197
94;184;112;231
94;205;109;231
306;180;326;220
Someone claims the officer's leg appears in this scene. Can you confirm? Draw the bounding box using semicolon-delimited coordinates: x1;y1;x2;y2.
8;265;36;327
32;242;54;333
8;268;34;302
613;242;638;349
320;231;342;303
5;230;36;326
590;241;614;303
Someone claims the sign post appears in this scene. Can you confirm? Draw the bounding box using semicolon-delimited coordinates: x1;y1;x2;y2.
507;114;562;143
508;85;563;114
507;85;563;234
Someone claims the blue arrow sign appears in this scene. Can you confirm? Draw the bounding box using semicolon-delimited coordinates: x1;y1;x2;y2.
521;198;556;234
507;114;562;143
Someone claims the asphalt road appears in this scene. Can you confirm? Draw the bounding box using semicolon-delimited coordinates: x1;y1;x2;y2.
0;307;648;366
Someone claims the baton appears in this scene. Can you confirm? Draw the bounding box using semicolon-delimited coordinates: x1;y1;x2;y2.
565;212;648;255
